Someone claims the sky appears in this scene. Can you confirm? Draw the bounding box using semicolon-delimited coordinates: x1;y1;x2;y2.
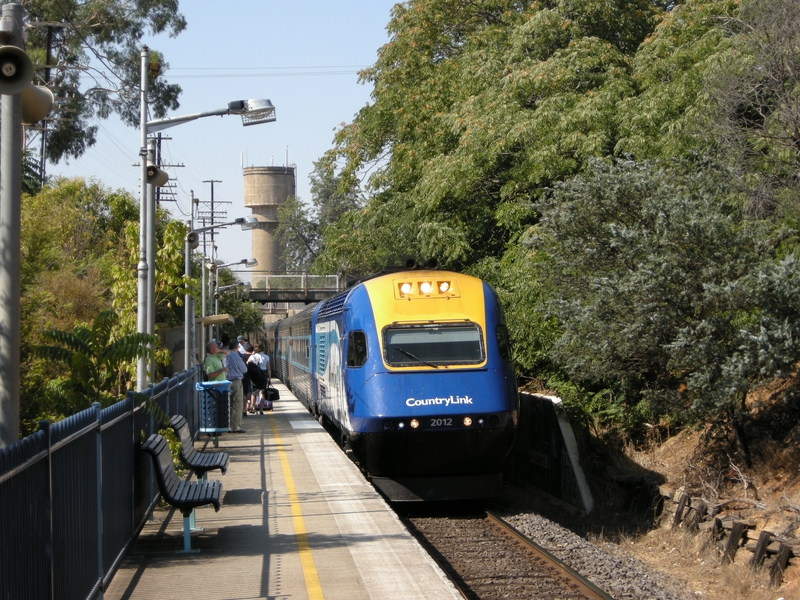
48;0;398;269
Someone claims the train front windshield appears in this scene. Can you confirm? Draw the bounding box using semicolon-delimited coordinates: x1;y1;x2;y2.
384;323;484;367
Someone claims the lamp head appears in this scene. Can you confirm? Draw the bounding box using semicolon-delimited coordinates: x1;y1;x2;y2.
244;258;258;267
235;216;259;231
229;98;276;126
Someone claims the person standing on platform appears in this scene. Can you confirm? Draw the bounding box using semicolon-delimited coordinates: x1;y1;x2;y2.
203;341;227;381
256;343;271;383
224;339;248;433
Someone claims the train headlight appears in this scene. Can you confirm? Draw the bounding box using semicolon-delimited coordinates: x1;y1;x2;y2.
438;281;450;293
399;282;413;297
478;417;485;427
463;416;473;427
419;281;433;295
397;421;405;429
383;420;393;431
410;418;420;429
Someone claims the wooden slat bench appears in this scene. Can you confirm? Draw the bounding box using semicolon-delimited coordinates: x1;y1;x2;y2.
140;433;222;553
170;414;230;479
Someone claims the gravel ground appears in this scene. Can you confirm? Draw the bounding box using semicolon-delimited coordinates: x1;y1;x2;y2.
488;488;695;600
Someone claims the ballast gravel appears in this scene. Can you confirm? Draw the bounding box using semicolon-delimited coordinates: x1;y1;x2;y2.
492;507;694;600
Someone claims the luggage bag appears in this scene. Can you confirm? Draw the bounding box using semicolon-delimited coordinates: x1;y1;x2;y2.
257;388;275;411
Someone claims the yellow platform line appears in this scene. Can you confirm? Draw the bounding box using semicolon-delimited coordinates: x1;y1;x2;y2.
268;412;324;600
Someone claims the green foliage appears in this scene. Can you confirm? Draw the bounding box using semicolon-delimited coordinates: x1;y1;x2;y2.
110;215;187;333
531;159;800;431
276;196;321;270
276;160;364;271
20;178;138;433
22;150;44;195
18;178;189;434
23;0;186;163
33;310;156;415
318;0;665;274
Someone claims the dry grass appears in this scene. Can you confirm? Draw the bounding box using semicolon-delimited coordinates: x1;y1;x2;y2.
620;523;800;599
609;421;800;600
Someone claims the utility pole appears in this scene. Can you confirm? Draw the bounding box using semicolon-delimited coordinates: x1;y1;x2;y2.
201;179;224;253
201;180;222;344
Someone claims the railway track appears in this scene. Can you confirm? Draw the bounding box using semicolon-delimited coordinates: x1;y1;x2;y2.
398;503;613;600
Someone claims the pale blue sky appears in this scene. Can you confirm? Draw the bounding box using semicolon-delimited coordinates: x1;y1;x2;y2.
49;1;398;267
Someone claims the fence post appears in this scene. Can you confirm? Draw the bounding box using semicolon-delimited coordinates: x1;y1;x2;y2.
39;419;53;600
126;390;136;539
93;402;103;598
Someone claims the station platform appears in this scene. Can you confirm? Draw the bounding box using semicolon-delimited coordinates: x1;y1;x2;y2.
105;382;460;600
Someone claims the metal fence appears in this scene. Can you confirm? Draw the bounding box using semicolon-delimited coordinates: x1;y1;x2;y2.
0;366;202;600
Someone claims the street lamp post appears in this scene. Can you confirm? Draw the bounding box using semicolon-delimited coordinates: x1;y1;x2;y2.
183;218;257;374
136;45;275;391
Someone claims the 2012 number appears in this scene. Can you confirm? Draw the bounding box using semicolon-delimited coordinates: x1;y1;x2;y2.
430;418;453;427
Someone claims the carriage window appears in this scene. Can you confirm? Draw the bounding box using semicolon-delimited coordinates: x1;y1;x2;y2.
384;323;484;367
346;331;368;367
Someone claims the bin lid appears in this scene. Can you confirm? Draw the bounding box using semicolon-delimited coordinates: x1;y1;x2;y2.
196;380;233;392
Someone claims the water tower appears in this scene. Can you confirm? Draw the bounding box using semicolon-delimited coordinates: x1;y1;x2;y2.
243;165;296;272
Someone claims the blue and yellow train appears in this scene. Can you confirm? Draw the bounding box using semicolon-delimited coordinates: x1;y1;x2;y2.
265;268;519;501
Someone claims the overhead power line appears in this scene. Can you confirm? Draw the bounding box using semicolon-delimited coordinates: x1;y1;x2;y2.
163;65;371;79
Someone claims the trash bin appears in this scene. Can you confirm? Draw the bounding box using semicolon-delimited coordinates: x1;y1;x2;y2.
196;380;232;435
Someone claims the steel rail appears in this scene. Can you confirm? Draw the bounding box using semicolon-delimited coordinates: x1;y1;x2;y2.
485;510;614;600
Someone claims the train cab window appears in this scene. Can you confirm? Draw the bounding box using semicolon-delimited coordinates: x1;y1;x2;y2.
346;331;368;367
384;323;484;367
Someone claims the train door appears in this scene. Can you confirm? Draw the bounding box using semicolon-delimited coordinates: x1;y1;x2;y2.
316;319;349;431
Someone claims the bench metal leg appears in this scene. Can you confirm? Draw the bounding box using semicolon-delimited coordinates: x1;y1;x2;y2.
188;508;205;532
177;514;201;554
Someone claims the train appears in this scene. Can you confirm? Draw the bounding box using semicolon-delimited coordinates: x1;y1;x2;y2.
265;267;519;501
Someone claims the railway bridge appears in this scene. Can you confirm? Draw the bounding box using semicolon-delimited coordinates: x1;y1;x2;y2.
234;270;347;304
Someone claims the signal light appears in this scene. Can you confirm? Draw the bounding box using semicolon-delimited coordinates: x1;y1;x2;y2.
410;418;420;429
463;416;473;427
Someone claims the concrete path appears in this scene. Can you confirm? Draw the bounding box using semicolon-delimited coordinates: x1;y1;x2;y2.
104;382;460;600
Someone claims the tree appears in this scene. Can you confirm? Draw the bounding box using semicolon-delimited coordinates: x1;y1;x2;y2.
33;310;156;415
531;159;800;460
317;0;664;274
275;196;320;270
18;177;186;434
276;159;363;271
110;212;186;333
22;0;186;163
704;0;800;216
